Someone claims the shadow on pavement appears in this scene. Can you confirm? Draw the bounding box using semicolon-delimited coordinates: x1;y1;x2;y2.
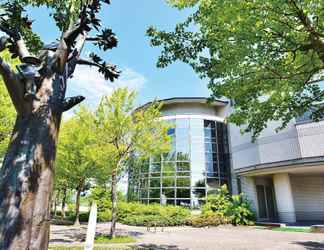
135;243;187;250
293;241;324;250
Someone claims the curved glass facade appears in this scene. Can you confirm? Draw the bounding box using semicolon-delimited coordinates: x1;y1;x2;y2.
128;117;230;208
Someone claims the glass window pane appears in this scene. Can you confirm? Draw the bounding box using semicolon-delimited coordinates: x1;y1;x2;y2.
176;119;189;128
140;189;148;199
162;177;175;187
176;177;190;187
149;189;160;199
190;118;202;128
150;172;160;178
166;199;175;205
163;162;176;173
162;188;175;199
176;199;191;207
176;188;191;198
150;178;160;188
205;143;217;153
192;174;205;188
149;199;160;204
192;188;206;199
177;162;190;172
140;178;148;189
207;178;220;189
177;172;190;177
141;163;149;173
150;163;161;172
204;120;215;129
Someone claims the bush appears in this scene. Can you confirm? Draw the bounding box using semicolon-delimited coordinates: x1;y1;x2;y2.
117;202;190;227
186;211;228;227
202;185;255;226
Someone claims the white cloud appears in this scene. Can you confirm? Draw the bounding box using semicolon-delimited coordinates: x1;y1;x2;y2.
67;65;147;106
63;65;146;119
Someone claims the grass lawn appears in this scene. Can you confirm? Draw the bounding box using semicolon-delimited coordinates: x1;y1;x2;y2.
95;235;136;244
271;227;311;233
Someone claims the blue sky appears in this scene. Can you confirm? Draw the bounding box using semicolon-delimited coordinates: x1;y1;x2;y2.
27;0;210;111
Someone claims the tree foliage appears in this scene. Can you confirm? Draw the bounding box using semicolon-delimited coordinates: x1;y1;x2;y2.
148;0;324;138
0;51;17;158
89;87;171;238
90;88;171;173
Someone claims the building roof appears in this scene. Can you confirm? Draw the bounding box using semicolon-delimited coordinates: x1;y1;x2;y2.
136;97;228;111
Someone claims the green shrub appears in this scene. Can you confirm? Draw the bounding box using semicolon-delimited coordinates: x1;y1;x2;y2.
65;212;90;223
202;185;255;226
97;209;112;222
117;202;190;227
186;211;228;227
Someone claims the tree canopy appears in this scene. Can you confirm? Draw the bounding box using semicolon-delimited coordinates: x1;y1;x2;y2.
0;51;17;158
148;0;324;138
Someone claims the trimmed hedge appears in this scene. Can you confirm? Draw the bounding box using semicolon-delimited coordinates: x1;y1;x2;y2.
117;202;190;226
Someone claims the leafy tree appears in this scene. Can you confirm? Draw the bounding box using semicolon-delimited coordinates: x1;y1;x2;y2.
56;106;106;225
0;1;119;248
89;88;171;238
148;0;324;138
0;51;16;158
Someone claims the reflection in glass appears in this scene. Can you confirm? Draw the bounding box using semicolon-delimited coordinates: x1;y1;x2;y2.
128;117;230;208
176;162;190;172
162;188;175;198
150;178;160;188
177;188;190;198
192;188;206;199
149;189;160;199
162;177;175;187
176;177;190;187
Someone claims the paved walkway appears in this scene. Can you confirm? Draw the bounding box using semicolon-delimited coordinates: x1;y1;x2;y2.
50;223;324;250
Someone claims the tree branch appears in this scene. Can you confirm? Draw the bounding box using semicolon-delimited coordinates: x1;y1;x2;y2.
77;58;120;81
0;57;27;114
61;96;85;112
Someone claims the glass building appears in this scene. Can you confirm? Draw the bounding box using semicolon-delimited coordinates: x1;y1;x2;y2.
128;98;231;208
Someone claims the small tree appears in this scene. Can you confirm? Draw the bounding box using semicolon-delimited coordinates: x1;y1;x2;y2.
56;106;106;225
90;88;170;238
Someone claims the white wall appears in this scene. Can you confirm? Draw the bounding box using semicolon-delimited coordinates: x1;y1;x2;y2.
230;120;301;170
161;103;223;117
240;176;258;213
273;173;296;223
291;175;324;221
297;120;324;158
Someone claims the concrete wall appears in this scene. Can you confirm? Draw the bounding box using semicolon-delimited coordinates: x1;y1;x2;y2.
296;120;324;158
230;120;301;170
161;103;225;117
290;175;324;221
273;173;296;223
240;176;258;214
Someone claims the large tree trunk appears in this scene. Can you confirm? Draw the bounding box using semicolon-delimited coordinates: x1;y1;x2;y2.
61;188;67;220
0;104;62;250
109;169;118;239
74;185;82;226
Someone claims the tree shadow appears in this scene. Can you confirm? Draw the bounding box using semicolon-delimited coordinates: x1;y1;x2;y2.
135;243;186;250
293;241;324;250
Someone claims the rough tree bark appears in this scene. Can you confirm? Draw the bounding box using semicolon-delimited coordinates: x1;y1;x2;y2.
0;1;119;249
109;168;118;239
0;20;84;250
